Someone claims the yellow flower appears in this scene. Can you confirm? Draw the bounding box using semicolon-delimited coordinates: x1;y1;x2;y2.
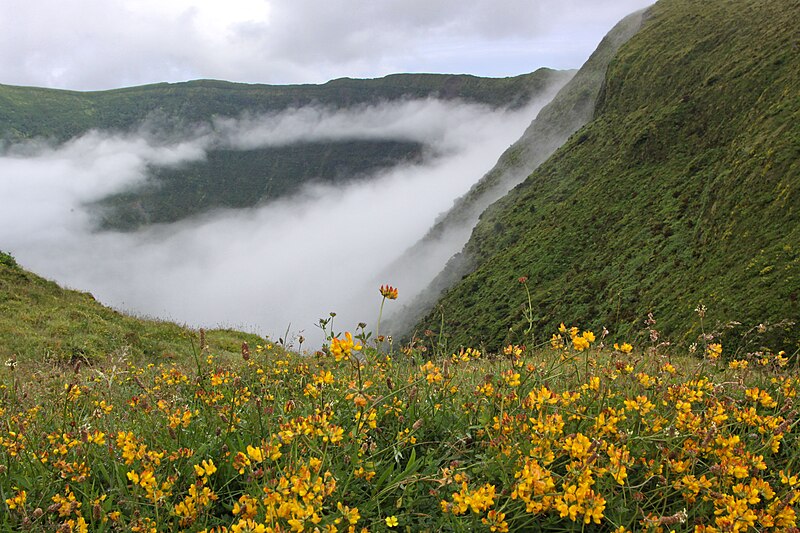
385;516;399;527
194;459;217;480
314;370;335;385
449;483;497;515
502;370;521;387
94;400;113;414
246;445;264;463
231;519;267;533
482;510;509;532
337;502;361;524
5;489;26;510
233;495;259;519
613;342;633;353
330;332;362;361
706;343;723;360
87;430;106;445
65;383;82;402
551;334;565;350
563;433;592;460
572;335;590;352
233;452;251;474
503;344;524;357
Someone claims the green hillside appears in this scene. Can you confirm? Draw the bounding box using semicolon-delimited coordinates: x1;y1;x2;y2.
420;9;647;242
0;251;264;365
388;8;648;335
0;71;571;230
418;0;800;351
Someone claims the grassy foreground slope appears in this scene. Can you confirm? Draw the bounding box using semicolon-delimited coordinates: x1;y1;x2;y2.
2;248;799;532
419;0;800;350
0;251;264;364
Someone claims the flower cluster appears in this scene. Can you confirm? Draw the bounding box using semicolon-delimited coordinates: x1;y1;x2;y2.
1;320;798;532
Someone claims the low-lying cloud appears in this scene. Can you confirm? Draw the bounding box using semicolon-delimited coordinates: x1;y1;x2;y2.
0;96;552;348
215;98;511;151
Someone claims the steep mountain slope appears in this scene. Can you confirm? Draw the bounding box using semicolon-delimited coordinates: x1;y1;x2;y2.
387;9;648;332
0;251;263;363
0;72;571;230
417;0;800;350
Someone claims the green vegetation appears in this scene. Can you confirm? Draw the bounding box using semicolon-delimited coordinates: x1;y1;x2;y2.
0;252;264;364
0;251;17;269
418;0;799;351
2;297;799;530
424;8;647;240
2;1;800;529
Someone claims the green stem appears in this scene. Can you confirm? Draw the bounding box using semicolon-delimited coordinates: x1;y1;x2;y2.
376;296;387;344
523;282;535;345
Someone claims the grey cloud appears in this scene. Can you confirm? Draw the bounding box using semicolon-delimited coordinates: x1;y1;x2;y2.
215;98;516;151
0;1;210;89
0;0;651;90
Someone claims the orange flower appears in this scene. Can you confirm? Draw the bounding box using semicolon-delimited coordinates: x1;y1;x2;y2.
379;284;399;300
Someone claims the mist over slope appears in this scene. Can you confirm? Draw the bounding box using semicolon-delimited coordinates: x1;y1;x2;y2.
1;71;572;230
386;8;650;334
416;0;800;350
0;94;557;346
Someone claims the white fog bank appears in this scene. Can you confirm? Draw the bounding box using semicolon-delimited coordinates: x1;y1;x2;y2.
0;94;560;347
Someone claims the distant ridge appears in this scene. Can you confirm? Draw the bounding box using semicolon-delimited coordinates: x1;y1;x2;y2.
0;71;570;142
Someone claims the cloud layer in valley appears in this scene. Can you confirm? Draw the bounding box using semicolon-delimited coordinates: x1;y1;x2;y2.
0;0;652;90
0;95;556;347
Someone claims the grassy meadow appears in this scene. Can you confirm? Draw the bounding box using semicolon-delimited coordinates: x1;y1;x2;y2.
1;1;798;530
2;282;799;532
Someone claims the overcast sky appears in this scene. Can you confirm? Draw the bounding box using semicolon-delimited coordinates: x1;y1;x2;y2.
2;0;652;91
